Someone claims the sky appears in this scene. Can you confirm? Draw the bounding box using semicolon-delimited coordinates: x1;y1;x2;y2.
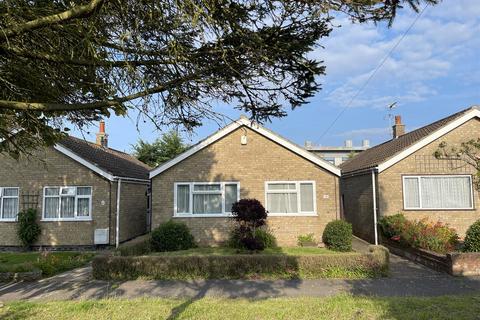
74;0;480;153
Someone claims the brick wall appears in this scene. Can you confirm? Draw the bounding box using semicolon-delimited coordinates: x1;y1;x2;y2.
118;181;148;242
340;172;376;243
378;118;480;236
0;148;112;247
151;127;340;246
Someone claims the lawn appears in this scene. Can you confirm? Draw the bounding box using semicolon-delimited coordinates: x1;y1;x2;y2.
150;246;336;256
1;294;479;320
0;252;95;277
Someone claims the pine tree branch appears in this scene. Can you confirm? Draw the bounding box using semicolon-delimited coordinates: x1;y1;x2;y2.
0;0;105;42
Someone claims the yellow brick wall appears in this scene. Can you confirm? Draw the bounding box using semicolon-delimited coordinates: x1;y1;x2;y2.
151;126;340;246
378;118;480;236
0;147;148;247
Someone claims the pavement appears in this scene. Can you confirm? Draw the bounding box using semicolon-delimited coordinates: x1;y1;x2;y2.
0;239;479;302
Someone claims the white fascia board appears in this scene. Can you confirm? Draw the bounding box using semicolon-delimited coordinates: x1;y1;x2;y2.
377;109;480;173
150;118;341;178
54;144;115;181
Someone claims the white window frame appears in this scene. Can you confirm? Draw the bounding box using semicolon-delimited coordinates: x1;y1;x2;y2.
42;186;93;221
0;187;20;222
265;181;317;216
402;175;474;210
173;182;240;217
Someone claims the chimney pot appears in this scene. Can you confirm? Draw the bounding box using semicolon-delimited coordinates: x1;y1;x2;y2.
362;139;370;148
395;115;402;125
345;140;353;148
99;120;105;133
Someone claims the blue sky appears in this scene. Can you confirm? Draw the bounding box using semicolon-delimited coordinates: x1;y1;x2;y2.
75;0;480;153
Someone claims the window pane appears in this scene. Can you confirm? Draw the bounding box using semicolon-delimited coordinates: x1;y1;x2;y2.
77;198;90;217
404;178;420;208
193;184;221;191
421;176;472;209
300;183;314;212
3;188;18;197
77;187;92;196
60;197;75;218
193;194;222;214
45;188;60;196
225;184;238;212
61;187;76;196
44;197;59;218
176;185;190;214
267;193;298;213
267;183;296;190
2;198;18;219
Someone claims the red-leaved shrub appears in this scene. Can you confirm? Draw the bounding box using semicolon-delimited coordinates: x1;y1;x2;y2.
379;214;458;253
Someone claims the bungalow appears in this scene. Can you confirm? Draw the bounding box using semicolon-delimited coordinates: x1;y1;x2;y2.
0;122;151;249
149;116;341;246
341;106;480;243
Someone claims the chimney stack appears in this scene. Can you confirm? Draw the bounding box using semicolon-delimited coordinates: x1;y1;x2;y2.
96;120;108;148
392;115;405;139
362;139;370;148
345;140;353;148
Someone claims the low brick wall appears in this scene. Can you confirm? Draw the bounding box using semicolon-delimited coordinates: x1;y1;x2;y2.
383;240;480;276
447;252;480;276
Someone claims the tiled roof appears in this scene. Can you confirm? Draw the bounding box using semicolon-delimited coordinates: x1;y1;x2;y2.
340;107;477;174
58;136;151;180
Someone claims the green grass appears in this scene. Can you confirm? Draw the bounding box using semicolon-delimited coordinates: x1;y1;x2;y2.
0;252;95;277
1;294;479;319
150;246;336;256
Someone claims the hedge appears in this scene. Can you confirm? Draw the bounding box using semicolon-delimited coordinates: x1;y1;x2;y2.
116;234;152;256
93;245;389;280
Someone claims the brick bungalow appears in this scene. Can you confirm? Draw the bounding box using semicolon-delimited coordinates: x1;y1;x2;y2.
341;107;480;243
0;122;151;249
150;116;341;246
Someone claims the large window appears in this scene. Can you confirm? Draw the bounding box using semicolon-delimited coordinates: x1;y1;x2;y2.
265;181;316;215
0;187;19;221
43;186;92;220
174;182;239;216
403;175;473;210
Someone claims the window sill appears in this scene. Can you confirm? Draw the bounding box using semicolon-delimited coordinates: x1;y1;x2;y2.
0;219;17;223
173;214;234;218
268;213;318;217
41;218;92;222
403;208;475;211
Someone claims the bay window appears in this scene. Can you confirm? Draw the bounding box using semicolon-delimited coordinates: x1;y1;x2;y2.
174;182;240;216
43;186;92;220
0;187;19;221
265;181;316;215
403;175;473;210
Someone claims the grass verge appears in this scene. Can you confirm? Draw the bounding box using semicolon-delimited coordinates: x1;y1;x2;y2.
0;252;94;277
1;294;479;320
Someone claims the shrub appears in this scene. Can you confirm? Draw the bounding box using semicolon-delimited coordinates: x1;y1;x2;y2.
92;246;389;280
17;209;41;248
254;228;277;249
379;214;459;253
230;199;268;251
322;220;352;252
297;233;317;247
151;220;196;252
378;214;407;239
464;220;480;252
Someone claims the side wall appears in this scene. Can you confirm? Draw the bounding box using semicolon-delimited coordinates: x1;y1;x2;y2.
341;172;376;243
378;118;480;236
151;127;340;246
118;181;149;242
0;148;112;247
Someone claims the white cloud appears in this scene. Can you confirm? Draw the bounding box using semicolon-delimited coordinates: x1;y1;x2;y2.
336;127;391;138
315;0;480;109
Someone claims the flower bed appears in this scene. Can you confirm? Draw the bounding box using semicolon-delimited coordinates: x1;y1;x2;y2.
93;245;389;280
378;214;458;254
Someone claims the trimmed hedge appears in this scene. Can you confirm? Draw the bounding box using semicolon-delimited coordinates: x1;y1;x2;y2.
151;220;196;252
92;246;388;280
464;220;480;252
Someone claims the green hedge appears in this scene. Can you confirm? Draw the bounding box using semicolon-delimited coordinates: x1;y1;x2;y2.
93;246;389;280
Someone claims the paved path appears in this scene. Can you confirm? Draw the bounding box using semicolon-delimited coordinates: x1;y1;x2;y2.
1;240;479;302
